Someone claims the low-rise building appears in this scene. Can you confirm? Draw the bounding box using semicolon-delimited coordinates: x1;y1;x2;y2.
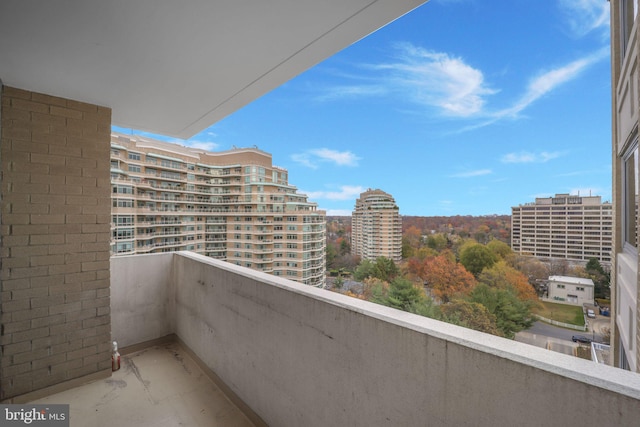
547;275;595;306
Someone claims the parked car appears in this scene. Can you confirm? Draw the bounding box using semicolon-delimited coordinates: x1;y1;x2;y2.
587;309;596;318
572;335;593;344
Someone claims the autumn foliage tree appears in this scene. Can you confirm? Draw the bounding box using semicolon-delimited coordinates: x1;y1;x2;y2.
478;261;538;302
441;300;500;336
418;252;477;303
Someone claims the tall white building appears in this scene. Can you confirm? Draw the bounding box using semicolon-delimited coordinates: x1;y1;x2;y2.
511;193;612;265
351;188;402;263
610;0;640;373
110;133;326;287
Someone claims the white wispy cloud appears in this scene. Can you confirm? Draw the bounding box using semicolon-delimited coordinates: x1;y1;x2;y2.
375;44;497;117
291;149;360;168
317;41;607;132
559;0;610;37
449;169;492;178
497;49;608;119
303;185;365;201
184;140;219;151
501;151;565;163
291;153;317;169
315;85;388;102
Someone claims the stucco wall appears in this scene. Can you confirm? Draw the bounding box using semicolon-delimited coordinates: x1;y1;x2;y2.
110;253;174;348
168;252;640;427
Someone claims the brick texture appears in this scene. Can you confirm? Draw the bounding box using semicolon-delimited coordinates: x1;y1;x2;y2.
0;85;112;400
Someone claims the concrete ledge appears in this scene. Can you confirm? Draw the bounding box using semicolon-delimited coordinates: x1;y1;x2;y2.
111;252;640;427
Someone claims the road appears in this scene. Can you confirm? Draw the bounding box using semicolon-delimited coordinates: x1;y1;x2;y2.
527;321;594;341
516;314;611;356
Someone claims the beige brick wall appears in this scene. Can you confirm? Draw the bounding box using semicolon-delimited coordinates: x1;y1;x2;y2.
0;86;112;399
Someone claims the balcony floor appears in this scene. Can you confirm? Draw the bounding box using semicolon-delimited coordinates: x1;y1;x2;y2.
31;342;256;427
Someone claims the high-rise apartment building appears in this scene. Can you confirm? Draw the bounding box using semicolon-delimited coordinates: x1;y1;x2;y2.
351;188;402;263
611;0;640;373
110;133;326;287
511;193;612;265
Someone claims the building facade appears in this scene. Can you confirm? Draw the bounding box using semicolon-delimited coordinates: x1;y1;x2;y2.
351;189;402;263
511;193;612;265
110;133;326;287
611;0;640;373
547;276;595;307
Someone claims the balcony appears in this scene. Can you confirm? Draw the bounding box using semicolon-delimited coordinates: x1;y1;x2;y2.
24;252;640;426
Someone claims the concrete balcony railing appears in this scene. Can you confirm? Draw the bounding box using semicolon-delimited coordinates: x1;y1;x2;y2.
111;252;640;427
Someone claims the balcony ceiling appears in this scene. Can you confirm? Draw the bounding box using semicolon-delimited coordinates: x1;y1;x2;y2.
0;0;427;139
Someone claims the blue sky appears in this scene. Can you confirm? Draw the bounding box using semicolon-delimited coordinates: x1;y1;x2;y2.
114;0;612;217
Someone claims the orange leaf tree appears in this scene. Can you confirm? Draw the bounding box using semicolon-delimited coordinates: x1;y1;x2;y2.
478;260;538;301
420;251;477;303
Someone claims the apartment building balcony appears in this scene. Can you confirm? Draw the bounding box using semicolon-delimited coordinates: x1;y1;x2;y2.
51;251;637;427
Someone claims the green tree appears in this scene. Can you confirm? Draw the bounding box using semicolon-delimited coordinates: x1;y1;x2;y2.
353;259;374;281
426;233;448;252
441;300;500;336
339;238;351;256
585;257;610;299
459;244;497;277
333;276;344;289
353;257;399;282
372;257;400;282
326;241;338;269
386;277;426;312
468;283;535;339
486;239;513;261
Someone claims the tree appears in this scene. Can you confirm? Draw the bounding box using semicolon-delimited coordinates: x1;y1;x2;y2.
353;259;375;281
403;225;422;257
333;276;344;289
468;284;535;339
426;233;448;252
372;257;400;282
441;300;501;336
486;239;513;261
421;252;477;303
459;243;497;277
585;257;610;299
548;258;570;276
353;257;399;283
338;238;350;256
478;261;538;301
326;241;338;269
361;277;389;305
386;277;426;312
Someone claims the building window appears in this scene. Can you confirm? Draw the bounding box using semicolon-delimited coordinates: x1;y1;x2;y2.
623;141;639;249
128;152;141;161
621;0;639;59
557;284;565;289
